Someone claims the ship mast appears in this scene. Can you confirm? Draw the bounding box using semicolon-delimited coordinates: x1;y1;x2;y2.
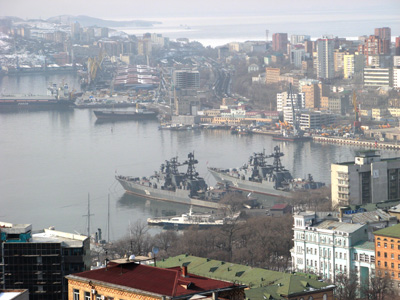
184;152;199;180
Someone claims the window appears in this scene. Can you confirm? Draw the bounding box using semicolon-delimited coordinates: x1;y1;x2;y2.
354;253;358;260
84;292;90;300
391;253;394;259
384;252;388;258
378;261;381;266
391;263;394;268
385;262;388;267
378;242;381;247
344;253;347;260
323;294;328;300
73;290;79;300
398;264;400;270
378;251;381;257
96;296;102;300
391;244;394;249
308;297;314;300
384;243;387;248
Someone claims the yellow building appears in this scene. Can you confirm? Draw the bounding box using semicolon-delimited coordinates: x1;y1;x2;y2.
343;54;355;79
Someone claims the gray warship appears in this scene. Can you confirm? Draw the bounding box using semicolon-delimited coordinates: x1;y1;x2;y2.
116;153;223;209
208;146;324;198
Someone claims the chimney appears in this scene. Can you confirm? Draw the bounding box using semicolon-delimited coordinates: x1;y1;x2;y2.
182;265;188;277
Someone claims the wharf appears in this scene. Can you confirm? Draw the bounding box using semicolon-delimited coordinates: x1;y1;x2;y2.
313;136;400;150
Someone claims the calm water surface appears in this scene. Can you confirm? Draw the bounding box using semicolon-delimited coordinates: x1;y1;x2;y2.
1;74;400;241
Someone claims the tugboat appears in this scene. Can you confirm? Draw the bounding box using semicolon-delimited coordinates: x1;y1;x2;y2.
116;152;225;209
208;146;324;198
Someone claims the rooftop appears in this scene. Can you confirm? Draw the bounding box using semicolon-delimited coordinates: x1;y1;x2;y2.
314;220;365;233
373;223;400;239
67;261;240;298
0;222;31;234
353;240;376;251
32;228;88;247
157;255;334;300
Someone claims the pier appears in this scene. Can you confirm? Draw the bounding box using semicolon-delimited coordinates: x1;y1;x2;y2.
313;136;400;150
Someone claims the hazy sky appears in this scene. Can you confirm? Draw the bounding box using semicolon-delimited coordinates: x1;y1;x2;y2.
2;0;400;20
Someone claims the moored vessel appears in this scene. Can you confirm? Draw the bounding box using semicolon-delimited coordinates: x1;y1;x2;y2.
116;153;225;209
208;146;324;198
93;105;158;120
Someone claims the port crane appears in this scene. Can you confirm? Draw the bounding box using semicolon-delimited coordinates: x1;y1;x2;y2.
352;91;362;134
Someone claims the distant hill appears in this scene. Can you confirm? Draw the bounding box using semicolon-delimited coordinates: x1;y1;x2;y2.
46;15;161;27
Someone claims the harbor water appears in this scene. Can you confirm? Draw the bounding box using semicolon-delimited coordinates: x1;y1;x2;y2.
1;73;400;241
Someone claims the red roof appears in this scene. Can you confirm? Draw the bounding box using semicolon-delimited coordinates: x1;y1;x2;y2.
70;262;235;297
271;203;289;210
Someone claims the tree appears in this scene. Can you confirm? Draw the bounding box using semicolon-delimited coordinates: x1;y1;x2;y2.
334;271;359;300
361;274;395;300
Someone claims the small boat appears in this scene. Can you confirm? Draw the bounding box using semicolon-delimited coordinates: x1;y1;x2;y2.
147;206;239;229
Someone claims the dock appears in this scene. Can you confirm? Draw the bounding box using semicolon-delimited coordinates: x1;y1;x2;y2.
312;136;400;150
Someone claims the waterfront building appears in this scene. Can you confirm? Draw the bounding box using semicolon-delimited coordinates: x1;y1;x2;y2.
272;33;288;53
291;212;370;282
158;255;335;300
373;223;400;294
316;38;334;80
299;111;335;129
331;151;400;208
0;222;90;300
363;67;392;88
66;261;246;300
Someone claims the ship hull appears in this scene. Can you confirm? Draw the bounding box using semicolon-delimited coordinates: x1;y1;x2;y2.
94;110;158;120
0;98;75;110
116;177;222;209
272;135;312;142
208;168;291;198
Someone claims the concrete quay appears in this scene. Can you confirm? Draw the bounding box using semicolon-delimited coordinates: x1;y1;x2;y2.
313;136;400;150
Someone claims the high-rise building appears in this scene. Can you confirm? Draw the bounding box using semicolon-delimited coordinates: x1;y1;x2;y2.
358;35;390;64
396;37;400;56
343;54;355;79
173;70;200;89
272;33;288;53
0;222;90;300
316;38;334;80
375;27;391;41
331;151;400;207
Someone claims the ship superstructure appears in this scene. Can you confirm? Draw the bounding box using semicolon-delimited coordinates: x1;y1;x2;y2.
208;146;324;197
116;152;222;209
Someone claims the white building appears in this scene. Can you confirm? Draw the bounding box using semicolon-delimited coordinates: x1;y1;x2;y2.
290;49;306;67
299;111;335;129
276;92;305;112
290;35;311;45
331;151;400;208
317;38;334;80
291;212;370;281
393;67;400;89
363;67;391;87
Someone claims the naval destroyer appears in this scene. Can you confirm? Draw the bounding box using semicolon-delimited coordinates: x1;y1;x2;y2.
208;146;324;198
116;153;223;209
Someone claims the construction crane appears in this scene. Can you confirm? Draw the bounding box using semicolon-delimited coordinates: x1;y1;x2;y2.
87;51;105;85
352;90;362;134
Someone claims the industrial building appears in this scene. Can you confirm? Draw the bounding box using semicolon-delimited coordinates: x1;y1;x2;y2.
0;222;90;300
331;151;400;208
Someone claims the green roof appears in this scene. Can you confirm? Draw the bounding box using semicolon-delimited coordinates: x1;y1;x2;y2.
157;255;334;300
353;240;376;251
374;223;400;239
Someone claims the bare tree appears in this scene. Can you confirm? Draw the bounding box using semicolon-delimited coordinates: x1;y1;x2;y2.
361;274;396;300
334;271;359;300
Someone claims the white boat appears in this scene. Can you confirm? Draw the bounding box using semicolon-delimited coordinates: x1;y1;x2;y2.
147;207;237;229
